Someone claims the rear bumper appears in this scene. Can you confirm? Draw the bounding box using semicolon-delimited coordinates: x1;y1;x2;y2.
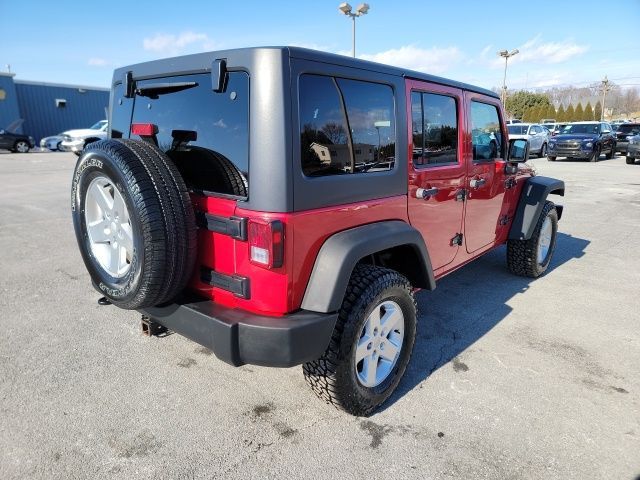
140;300;338;368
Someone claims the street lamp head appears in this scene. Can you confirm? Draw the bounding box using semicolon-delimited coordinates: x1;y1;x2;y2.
510;49;519;56
498;50;509;57
339;2;353;14
356;3;370;15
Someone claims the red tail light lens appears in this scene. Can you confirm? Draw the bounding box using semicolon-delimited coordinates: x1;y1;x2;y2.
248;220;284;269
131;123;158;136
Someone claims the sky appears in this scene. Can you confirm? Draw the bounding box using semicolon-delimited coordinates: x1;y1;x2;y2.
1;0;639;92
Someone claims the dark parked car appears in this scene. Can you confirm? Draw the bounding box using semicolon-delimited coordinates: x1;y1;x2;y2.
0;129;35;153
547;121;616;162
626;134;640;164
614;123;640;154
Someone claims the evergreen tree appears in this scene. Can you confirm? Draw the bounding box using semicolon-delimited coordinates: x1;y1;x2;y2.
574;103;585;121
584;102;594;121
557;104;566;122
594;101;603;121
566;104;576;122
545;104;557;121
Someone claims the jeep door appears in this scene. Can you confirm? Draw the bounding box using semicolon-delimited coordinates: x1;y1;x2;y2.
406;80;465;271
464;93;508;253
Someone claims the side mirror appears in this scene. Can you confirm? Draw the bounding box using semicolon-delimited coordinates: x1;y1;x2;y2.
602;130;611;134
508;138;529;163
529;131;537;136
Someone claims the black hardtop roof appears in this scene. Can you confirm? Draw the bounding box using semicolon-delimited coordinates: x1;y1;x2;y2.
113;46;498;98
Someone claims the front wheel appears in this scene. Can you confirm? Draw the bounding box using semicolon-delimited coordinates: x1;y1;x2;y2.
547;155;556;162
507;201;558;278
627;156;636;165
589;146;600;162
303;265;417;416
14;140;30;153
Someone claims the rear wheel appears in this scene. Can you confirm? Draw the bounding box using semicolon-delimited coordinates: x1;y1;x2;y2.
539;143;547;158
606;144;615;159
303;265;417;416
14;140;30;153
507;201;558;278
71;139;197;309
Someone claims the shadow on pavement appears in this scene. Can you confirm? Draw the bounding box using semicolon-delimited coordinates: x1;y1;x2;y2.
383;232;590;411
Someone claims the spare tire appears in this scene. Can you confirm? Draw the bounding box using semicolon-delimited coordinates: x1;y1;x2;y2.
71;139;197;309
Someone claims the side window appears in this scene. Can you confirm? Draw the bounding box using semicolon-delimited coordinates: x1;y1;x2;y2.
299;74;395;177
411;91;458;167
471;101;503;161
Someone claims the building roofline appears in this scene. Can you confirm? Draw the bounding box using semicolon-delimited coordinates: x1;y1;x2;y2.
0;72;16;78
13;79;109;91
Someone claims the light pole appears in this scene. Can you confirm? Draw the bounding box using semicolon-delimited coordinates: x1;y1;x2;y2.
339;3;370;58
600;75;610;121
498;49;519;110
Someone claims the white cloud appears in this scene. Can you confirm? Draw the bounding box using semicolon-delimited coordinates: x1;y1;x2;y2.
87;57;108;67
143;31;217;55
357;45;463;75
213;119;227;128
491;36;589;67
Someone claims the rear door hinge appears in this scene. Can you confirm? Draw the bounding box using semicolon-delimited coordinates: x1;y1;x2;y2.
451;233;463;246
455;188;467;202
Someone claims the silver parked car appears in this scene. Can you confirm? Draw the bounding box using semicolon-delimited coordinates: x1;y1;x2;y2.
507;123;550;157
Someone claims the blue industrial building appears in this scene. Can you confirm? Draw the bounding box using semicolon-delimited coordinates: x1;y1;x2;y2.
0;72;109;143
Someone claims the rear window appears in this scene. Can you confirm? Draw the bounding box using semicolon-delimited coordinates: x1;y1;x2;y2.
299;74;396;177
507;125;528;135
129;72;249;198
618;124;640;135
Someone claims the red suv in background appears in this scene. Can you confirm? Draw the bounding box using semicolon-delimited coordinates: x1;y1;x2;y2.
71;47;564;415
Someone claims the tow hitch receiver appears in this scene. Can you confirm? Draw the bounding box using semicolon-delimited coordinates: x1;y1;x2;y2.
141;315;168;337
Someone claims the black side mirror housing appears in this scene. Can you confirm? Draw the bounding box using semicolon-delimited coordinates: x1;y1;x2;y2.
508;138;529;163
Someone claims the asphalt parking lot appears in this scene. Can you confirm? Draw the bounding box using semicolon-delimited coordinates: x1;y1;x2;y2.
0;150;638;479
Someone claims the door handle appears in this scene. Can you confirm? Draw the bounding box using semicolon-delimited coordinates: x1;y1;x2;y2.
470;178;486;189
416;187;439;200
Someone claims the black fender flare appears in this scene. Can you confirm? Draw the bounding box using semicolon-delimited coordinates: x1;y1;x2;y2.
301;221;436;313
509;176;564;241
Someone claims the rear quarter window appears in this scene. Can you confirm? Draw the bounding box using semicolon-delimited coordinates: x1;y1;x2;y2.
299;74;396;176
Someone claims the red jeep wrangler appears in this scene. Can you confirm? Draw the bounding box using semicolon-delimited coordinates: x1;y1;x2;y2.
71;47;564;415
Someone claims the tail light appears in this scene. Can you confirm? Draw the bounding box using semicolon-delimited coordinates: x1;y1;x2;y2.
248;220;284;269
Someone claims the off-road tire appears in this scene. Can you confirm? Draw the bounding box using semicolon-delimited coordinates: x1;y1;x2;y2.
303;265;417;416
71;139;197;309
547;155;556;162
627;156;635;165
169;146;247;197
507;201;558;278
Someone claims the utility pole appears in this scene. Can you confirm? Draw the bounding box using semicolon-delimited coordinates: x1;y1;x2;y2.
600;76;611;121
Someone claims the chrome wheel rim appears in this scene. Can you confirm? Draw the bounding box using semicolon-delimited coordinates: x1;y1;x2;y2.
537;216;553;265
355;300;405;388
16;141;29;153
84;176;133;278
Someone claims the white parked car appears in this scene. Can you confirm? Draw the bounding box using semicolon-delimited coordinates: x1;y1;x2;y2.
507;123;550;157
59;120;108;155
40;134;64;151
